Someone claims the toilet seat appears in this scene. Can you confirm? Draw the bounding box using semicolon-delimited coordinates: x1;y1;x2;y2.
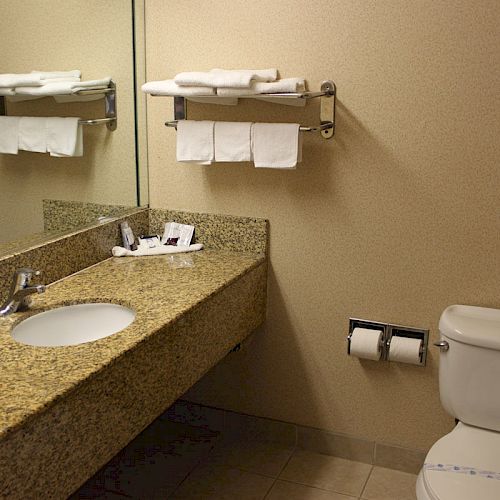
419;422;500;500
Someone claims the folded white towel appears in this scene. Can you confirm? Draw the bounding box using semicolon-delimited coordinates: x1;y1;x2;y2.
174;68;277;88
112;243;203;257
187;96;238;106
214;122;252;162
216;78;305;96
0;73;42;88
141;79;215;96
0;116;20;154
251;123;301;169
176;120;215;163
31;70;81;80
15;78;111;96
46;117;83;157
18;117;47;153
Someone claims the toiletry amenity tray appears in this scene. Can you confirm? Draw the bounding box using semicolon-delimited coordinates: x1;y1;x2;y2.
0;81;117;131
156;80;336;139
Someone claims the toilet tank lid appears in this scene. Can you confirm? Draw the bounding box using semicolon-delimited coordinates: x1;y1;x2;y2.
439;305;500;350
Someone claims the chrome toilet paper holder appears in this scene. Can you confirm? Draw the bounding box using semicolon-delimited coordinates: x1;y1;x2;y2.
386;325;429;366
347;318;389;360
347;318;429;365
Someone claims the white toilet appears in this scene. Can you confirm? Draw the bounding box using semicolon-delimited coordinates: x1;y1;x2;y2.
416;305;500;500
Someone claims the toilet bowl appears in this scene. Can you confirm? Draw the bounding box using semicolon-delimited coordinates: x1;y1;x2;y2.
416;305;500;500
417;423;500;500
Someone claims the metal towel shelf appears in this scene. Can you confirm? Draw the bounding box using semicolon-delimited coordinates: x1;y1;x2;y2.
0;81;117;131
157;80;337;139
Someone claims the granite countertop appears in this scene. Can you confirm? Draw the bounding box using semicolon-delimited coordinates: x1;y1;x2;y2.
0;249;265;439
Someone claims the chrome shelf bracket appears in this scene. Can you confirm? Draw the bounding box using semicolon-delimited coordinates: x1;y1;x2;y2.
320;80;336;139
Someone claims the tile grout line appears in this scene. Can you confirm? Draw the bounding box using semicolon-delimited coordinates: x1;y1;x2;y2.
359;464;375;499
263;442;298;499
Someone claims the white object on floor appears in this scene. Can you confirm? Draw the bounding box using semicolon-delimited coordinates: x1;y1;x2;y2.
176;120;215;163
46;117;83;157
18;117;47;153
174;68;277;88
112;243;203;257
141;79;215;96
0;116;21;154
216;77;305;96
15;78;111;96
0;73;42;88
251;122;301;169
214;121;252;162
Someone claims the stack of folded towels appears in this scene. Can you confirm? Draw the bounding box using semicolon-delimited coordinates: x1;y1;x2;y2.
177;120;302;169
141;68;306;106
0;70;111;102
0;116;83;156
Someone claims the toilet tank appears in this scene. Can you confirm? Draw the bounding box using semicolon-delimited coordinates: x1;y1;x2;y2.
438;305;500;432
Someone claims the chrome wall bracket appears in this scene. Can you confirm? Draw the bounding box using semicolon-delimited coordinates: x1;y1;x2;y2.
320;80;336;139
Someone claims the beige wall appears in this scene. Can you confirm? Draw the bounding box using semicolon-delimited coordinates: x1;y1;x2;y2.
144;0;500;450
0;0;137;242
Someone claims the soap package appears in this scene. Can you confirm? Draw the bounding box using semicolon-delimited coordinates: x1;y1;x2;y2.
161;222;195;246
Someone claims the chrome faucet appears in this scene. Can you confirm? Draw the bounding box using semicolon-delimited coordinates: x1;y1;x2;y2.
0;268;46;317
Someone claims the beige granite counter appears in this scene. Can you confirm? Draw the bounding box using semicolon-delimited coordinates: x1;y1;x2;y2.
0;249;266;498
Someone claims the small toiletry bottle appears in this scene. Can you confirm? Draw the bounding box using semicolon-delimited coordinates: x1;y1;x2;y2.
120;222;137;251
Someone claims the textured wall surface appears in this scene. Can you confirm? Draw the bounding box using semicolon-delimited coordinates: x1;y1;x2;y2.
0;0;137;243
143;0;500;451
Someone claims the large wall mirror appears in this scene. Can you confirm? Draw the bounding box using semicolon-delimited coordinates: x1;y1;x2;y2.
0;0;147;256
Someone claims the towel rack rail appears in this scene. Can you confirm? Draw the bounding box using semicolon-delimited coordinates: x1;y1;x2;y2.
0;80;117;131
162;80;336;139
164;120;333;134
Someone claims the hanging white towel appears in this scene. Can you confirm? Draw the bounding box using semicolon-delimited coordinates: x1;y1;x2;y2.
251;123;301;169
15;78;111;96
141;80;215;96
216;78;306;96
18;117;47;153
46;117;83;157
174;68;277;88
214;122;252;162
0;116;20;154
0;73;42;88
176;120;215;164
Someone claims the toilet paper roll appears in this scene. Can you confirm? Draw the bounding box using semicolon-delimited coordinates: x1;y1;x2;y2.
388;336;422;365
349;327;382;361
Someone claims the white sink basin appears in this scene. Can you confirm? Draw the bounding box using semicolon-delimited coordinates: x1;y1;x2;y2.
11;303;135;347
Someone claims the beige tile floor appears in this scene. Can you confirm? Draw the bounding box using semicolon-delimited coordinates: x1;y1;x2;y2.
73;420;417;500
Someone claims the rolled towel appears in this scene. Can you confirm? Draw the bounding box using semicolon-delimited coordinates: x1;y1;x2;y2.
46;117;83;157
251;122;301;169
141;79;215;96
174;68;277;88
18;117;47;153
176;120;215;164
0;73;42;88
0;116;20;154
214;122;252;162
216;78;306;96
112;243;203;257
15;78;111;96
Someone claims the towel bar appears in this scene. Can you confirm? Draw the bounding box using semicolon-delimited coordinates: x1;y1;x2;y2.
164;120;333;134
0;80;117;131
156;80;336;139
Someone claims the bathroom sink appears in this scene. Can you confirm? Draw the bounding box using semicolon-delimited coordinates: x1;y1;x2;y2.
11;303;135;347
